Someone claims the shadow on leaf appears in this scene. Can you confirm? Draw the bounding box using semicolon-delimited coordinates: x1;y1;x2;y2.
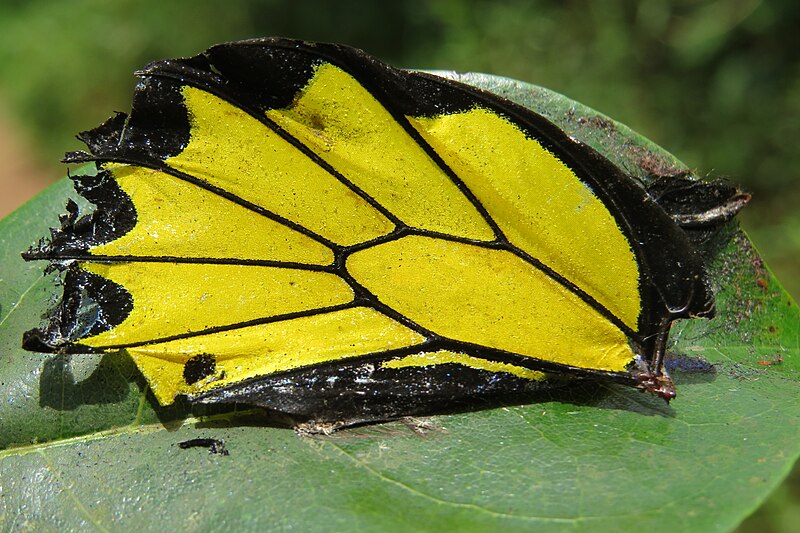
39;352;137;408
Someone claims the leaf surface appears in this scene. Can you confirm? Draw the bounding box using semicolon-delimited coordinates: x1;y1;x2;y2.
0;75;797;533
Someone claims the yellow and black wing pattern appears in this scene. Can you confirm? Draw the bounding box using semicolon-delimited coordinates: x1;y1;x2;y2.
24;39;718;422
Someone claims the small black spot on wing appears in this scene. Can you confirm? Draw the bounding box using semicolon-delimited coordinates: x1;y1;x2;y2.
184;353;217;385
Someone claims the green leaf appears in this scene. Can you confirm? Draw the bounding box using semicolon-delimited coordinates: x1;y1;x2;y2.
1;75;797;532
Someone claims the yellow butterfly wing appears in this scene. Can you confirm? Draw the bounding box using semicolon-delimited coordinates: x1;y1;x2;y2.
25;39;714;414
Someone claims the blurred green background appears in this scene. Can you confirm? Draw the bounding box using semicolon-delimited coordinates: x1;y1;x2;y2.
0;1;796;531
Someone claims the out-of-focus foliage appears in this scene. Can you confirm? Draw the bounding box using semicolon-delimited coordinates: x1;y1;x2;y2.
0;1;797;530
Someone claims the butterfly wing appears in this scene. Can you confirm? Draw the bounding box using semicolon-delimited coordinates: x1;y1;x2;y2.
24;39;712;414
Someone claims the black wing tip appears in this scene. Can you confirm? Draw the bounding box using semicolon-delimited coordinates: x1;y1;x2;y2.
62;150;94;164
21;328;58;353
21;186;132;261
22;328;104;355
648;174;751;229
133;37;316;77
22;198;90;261
40;171;137;255
134;37;374;97
68;112;130;159
20;265;134;355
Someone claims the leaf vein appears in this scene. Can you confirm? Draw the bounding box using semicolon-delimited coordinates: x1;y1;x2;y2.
36;449;110;532
323;440;579;525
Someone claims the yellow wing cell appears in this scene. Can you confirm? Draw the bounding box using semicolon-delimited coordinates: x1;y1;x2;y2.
166;86;395;247
89;165;334;265
266;63;497;242
382;350;547;381
408;109;641;331
76;262;354;348
346;235;636;372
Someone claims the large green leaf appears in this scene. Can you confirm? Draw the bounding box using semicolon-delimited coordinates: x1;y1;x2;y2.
0;75;797;532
